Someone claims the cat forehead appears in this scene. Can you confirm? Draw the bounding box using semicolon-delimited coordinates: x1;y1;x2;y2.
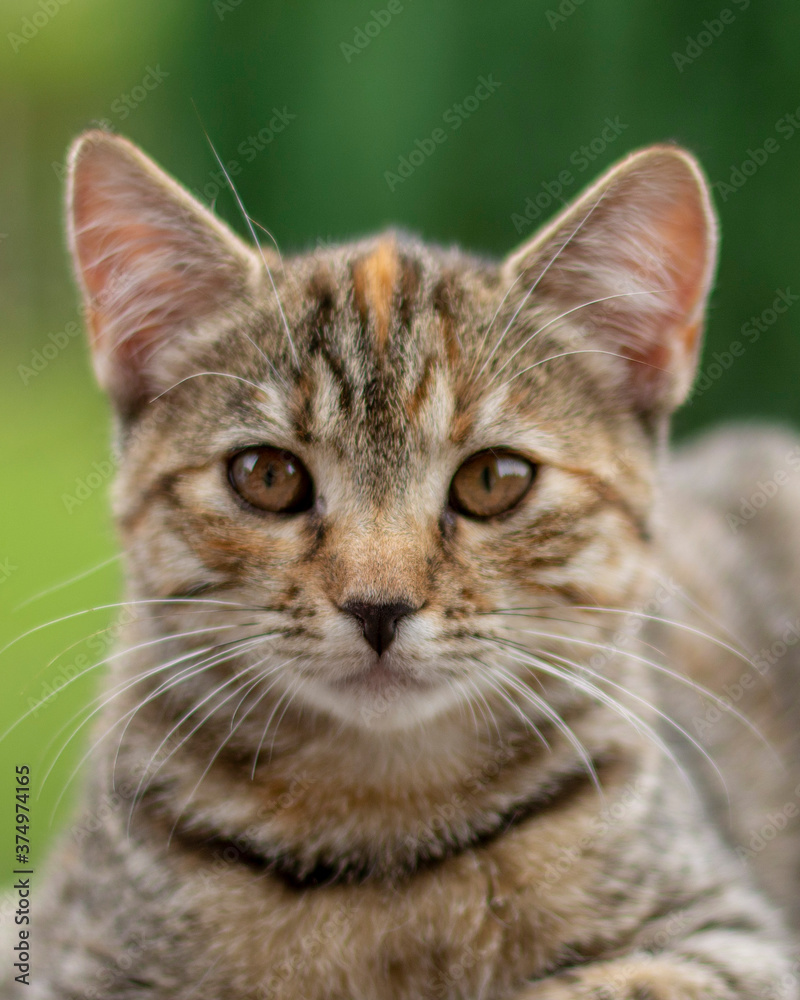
162;232;605;480
238;235;505;446
289;233;493;358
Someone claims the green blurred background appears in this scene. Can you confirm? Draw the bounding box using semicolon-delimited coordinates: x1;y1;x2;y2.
2;0;800;877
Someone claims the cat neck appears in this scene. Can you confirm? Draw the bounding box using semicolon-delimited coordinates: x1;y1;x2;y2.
111;680;644;886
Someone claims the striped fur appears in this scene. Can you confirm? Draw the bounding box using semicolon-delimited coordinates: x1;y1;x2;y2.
7;133;800;1000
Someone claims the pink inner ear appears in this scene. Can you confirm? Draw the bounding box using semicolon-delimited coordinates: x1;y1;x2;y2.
69;137;252;411
584;164;713;402
619;195;710;378
506;148;716;413
653;196;709;318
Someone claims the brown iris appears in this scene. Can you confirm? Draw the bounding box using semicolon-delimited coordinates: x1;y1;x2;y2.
450;450;536;519
228;447;313;513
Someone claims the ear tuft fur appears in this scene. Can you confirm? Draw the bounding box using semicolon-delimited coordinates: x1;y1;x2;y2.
503;145;718;415
67;130;260;416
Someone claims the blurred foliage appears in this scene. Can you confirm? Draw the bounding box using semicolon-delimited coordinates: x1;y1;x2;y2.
2;0;800;874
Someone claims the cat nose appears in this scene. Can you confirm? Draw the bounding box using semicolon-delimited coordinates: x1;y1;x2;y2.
340;600;418;656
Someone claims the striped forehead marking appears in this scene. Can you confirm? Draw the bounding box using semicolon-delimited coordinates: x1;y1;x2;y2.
351;238;402;350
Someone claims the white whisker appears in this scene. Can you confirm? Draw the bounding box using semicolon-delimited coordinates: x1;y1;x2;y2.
492;622;775;760
487;636;697;797
197;118;299;367
12;554;122;611
475;197;609;379
494;288;667;381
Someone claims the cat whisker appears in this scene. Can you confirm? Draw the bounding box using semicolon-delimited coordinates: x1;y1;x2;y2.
542;646;732;807
456;677;488;738
559;604;760;670
491;288;668;384
196;116;299;367
54;640;254;758
3;623;263;747
165;659;299;847
499;346;665;390
126;645;288;831
470;674;508;743
475;196;609;379
649;569;750;653
267;672;305;762
110;633;283;787
251;674;300;778
489;621;777;761
484;635;702;798
487;662;599;794
45;634;277;819
133;667;269;836
467;271;525;381
0;595;269;659
150;370;277;405
249;218;288;270
481;605;759;670
468;654;557;752
12;553;122;611
31;608;261;686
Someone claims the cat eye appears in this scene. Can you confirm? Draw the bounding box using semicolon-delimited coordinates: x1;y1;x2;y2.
228;447;313;513
449;450;536;519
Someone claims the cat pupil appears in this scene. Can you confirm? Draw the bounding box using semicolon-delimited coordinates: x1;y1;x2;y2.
264;463;278;488
481;463;494;493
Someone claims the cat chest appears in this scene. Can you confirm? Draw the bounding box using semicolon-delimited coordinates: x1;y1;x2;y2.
175;813;621;1000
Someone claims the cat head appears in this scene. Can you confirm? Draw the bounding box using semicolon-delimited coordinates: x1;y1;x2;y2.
66;131;716;733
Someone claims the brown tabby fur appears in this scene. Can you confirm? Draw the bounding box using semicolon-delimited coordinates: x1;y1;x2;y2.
3;132;800;999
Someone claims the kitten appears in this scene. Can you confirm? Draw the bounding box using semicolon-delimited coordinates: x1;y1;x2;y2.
6;130;800;999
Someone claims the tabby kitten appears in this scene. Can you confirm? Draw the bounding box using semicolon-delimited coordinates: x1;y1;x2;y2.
9;131;800;999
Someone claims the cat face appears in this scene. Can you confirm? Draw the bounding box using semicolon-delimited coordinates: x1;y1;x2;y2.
67;133;716;732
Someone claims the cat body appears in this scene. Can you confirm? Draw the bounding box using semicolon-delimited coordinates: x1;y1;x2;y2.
5;133;800;998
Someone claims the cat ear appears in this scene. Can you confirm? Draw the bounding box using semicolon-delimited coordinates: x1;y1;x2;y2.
502;145;718;415
67;130;261;416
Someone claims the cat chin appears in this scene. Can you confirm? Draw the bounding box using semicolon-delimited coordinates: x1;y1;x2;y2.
296;671;461;732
